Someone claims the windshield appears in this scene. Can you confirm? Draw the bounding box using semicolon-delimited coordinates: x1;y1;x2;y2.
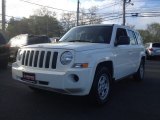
153;43;160;47
60;26;113;44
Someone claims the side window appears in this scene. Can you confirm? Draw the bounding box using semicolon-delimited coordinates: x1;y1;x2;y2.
128;30;137;45
135;32;142;45
116;28;128;41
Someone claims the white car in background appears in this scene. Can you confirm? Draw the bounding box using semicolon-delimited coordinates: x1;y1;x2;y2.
145;42;160;59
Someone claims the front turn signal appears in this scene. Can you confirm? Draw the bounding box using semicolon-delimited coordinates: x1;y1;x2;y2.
73;63;89;68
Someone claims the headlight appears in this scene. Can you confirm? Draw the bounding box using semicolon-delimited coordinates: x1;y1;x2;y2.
60;51;73;65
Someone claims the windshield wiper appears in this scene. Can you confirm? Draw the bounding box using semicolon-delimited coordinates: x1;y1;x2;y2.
68;40;91;42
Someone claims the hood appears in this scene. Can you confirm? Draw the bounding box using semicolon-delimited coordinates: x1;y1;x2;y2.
24;42;110;52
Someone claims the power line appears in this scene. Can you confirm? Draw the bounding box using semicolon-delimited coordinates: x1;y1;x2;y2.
96;0;121;9
19;0;76;12
98;1;121;11
103;15;160;22
133;0;160;2
0;14;21;20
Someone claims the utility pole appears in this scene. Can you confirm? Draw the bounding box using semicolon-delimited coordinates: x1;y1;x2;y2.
77;0;80;26
122;0;131;26
2;0;6;33
122;0;126;26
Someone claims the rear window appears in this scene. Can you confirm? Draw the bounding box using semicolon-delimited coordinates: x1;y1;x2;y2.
28;36;50;45
0;33;6;44
153;43;160;47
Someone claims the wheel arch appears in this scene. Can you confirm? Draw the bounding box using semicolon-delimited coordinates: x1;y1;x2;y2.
141;56;146;63
95;61;114;81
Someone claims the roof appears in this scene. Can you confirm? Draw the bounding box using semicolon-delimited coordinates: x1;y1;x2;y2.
74;24;132;29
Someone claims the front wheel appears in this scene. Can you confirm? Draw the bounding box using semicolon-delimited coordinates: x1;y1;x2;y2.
133;60;145;81
89;67;112;105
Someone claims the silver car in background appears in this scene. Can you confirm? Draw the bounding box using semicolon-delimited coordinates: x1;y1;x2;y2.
145;42;160;59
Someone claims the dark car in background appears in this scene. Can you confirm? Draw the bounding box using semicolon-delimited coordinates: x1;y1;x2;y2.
145;42;160;59
0;33;9;69
8;34;51;62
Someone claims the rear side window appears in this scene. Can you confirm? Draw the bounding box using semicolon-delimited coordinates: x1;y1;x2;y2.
153;43;160;47
0;33;6;44
135;32;142;45
28;36;50;45
128;30;137;45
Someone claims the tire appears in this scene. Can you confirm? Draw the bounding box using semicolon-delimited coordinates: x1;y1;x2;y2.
146;55;152;60
133;60;145;81
89;67;112;105
146;52;152;60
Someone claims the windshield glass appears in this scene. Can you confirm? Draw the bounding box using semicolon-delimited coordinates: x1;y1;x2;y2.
60;26;113;44
153;43;160;47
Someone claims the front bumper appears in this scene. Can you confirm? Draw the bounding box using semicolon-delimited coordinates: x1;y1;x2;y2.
12;62;93;96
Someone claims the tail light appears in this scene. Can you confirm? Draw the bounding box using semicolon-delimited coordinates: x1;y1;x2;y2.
149;48;153;51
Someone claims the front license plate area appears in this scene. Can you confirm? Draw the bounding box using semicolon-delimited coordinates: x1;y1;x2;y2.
22;72;36;84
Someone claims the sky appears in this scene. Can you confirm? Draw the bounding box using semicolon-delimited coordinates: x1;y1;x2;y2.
1;0;160;29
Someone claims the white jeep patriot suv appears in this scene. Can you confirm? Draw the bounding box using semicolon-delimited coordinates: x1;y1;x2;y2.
12;24;146;104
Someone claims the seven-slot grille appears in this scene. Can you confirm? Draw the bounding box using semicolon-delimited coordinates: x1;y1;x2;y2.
21;50;58;69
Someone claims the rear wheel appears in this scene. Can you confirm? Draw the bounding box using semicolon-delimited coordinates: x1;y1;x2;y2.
89;67;112;105
146;55;152;60
133;60;145;81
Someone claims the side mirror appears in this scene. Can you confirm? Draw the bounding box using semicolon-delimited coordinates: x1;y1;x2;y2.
55;38;60;42
115;36;130;46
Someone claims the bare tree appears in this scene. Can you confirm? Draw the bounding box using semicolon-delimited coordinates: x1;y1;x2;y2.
34;7;56;17
60;6;103;33
60;12;76;33
79;6;103;25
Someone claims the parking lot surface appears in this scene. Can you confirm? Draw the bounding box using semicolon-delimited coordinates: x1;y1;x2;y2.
0;60;160;120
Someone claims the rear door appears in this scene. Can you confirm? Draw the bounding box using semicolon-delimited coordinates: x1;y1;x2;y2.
127;30;140;72
113;28;133;79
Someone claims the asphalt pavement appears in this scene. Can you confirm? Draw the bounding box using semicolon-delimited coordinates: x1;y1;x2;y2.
0;60;160;120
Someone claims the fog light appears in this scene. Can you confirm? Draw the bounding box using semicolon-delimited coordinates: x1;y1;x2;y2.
70;74;79;82
73;75;79;82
